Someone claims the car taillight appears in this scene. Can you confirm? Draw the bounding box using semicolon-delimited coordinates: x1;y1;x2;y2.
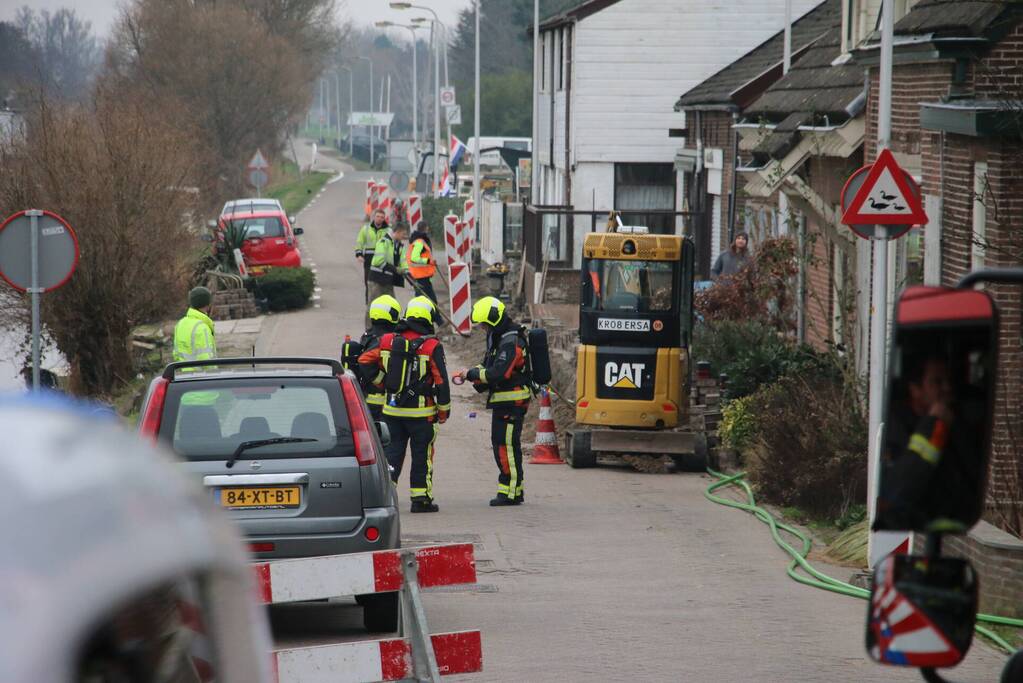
249;542;275;553
364;526;380;542
578;400;589;408
340;375;376;465
662;403;677;412
139;377;169;441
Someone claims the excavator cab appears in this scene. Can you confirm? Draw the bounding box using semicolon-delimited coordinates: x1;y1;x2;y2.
566;217;698;469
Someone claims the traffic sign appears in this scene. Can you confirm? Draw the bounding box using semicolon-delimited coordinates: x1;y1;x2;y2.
348;111;395;127
841;165;917;240
446;105;462;126
440;87;456;108
389;171;410;193
842;148;927;228
248;149;270;170
248;168;269;190
0;210;79;293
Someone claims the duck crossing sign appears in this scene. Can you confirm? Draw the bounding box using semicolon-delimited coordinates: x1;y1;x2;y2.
841;148;927;240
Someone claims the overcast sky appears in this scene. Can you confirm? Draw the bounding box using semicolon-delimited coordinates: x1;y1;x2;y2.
0;0;471;39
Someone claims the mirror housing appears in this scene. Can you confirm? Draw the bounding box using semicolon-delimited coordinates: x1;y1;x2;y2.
289;215;298;226
375;421;391;447
294;227;304;236
867;554;977;668
875;286;998;533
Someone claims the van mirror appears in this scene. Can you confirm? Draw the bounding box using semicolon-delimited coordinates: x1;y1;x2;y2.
866;554;977;668
874;286;998;533
294;227;304;236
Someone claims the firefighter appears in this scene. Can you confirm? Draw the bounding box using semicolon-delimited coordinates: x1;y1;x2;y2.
347;294;402;421
461;296;531;507
405;223;438;305
355;208;389;304
359;295;450;513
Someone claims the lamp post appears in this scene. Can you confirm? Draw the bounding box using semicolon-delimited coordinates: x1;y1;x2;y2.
391;3;445;195
331;69;342;149
358;56;374;166
473;0;480;253
376;21;421;170
340;65;353;157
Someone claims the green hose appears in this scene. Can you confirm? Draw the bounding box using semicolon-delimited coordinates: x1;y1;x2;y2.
704;468;1023;655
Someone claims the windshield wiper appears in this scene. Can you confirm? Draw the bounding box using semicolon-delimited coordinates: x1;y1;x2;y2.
225;437;317;469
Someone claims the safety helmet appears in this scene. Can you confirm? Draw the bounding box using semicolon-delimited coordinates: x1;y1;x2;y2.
404;295;436;324
471;296;505;327
369;294;402;324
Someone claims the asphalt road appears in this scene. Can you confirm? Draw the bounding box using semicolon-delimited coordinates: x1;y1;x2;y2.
259;148;1008;682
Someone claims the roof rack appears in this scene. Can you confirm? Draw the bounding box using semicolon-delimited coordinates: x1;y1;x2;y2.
163;357;344;380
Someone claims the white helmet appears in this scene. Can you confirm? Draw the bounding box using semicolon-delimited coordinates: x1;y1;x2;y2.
0;395;272;683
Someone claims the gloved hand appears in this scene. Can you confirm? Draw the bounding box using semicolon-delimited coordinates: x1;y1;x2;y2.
437;409;449;424
465;366;482;383
383;263;397;276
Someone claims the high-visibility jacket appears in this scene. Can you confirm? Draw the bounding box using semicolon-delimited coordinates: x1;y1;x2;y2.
173;308;217;364
356;222;388;259
467;321;531;409
173;308;218;406
359;327;451;420
369;232;407;285
406;237;436;279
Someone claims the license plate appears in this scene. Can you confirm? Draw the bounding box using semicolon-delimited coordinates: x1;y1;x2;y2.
249;266;267;274
597;318;651;332
220;486;300;509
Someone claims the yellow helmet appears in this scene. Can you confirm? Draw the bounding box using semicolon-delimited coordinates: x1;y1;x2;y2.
404;295;436;324
368;294;401;324
471;296;505;327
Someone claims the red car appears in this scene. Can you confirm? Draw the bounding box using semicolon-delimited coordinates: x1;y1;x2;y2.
217;209;303;273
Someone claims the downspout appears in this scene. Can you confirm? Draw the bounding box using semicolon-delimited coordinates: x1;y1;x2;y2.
728;110;740;242
797;212;806;343
564;23;574;265
694;110;705;276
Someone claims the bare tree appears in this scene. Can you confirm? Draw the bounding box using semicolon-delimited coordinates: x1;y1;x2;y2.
0;88;202;396
14;7;100;100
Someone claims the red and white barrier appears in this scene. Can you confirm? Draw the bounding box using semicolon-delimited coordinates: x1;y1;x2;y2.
273;631;482;683
407;194;422;230
253;543;476;604
530;389;564;465
456;221;471;263
444;213;460;267
449;263;471;335
379;188;394;225
370;181;381;214
178;593;216;682
365;180;376;217
463;199;476;251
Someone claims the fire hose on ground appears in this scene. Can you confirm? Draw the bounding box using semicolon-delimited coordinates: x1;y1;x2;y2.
704;468;1023;655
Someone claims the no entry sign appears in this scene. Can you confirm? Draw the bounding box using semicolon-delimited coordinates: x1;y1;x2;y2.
0;210;79;292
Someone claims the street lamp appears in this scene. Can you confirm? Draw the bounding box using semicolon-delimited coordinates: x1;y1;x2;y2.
392;3;445;195
376;21;421;171
357;56;374;166
340;65;353;157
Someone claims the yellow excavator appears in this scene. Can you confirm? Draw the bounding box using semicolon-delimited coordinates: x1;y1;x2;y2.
564;213;705;471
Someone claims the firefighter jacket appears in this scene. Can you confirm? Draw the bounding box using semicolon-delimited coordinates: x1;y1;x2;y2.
466;318;531;409
359;320;451;420
406;235;436;279
369;231;407;285
355;322;395;408
356;221;388;259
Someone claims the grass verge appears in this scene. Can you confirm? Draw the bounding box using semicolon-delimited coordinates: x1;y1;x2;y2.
266;160;331;216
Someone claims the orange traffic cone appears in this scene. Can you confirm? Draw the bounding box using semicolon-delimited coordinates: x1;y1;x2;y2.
530;389;564;464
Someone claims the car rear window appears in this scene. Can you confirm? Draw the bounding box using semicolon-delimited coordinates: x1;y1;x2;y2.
229;216;285;238
160;378;353;461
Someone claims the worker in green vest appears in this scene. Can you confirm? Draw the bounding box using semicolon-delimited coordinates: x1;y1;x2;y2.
356;209;389;304
174;287;217;365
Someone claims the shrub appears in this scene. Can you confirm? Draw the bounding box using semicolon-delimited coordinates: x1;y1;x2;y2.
421;196;464;244
719;394;757;453
693;319;827;400
254;267;315;311
744;367;867;520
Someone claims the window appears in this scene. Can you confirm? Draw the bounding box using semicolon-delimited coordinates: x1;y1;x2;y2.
553;30;561;93
76;578;219;683
557;29;565;91
540;34;547;92
972;162;988;269
230;216;285;238
164;380;348;460
583;259;677;313
614;163;677;234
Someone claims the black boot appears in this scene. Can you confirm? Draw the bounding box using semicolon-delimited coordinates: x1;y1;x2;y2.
515;492;525;503
410;498;439;513
489;493;521;507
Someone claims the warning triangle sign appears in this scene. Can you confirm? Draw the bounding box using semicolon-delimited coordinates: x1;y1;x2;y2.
613;376;638;390
248;149;270;170
842;148;927;226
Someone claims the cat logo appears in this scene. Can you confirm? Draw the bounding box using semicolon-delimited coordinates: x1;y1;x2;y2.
604;362;645;390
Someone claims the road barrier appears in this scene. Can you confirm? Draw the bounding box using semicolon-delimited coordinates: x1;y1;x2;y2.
365;179;376;218
448;263;472;336
463;199;476;252
369;180;380;215
530;388;564;464
444;213;460;267
407;194;423;230
456;221;471;263
255;544;483;683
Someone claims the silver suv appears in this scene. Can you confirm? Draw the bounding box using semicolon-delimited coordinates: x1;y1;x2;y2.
138;357;400;631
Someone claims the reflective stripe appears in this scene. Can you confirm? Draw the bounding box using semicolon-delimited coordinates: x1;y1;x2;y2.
436;402;452;412
478;368;488;384
383;404;438;418
365;392;386;406
425;423;437;499
505;422;518;502
370;302;396;316
492;387;531;403
909;433;941;465
496;483;510;496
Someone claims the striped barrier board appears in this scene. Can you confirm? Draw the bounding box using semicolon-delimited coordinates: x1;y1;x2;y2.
273;631;482;683
444;213;460;267
407;194;422;230
370;180;381;214
365;180;376;217
463;199;475;251
456;221;470;262
253;543;476;604
449;263;472;335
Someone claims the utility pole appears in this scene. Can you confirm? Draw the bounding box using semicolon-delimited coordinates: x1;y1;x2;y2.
867;0;897;568
532;0;539;201
473;0;481;247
